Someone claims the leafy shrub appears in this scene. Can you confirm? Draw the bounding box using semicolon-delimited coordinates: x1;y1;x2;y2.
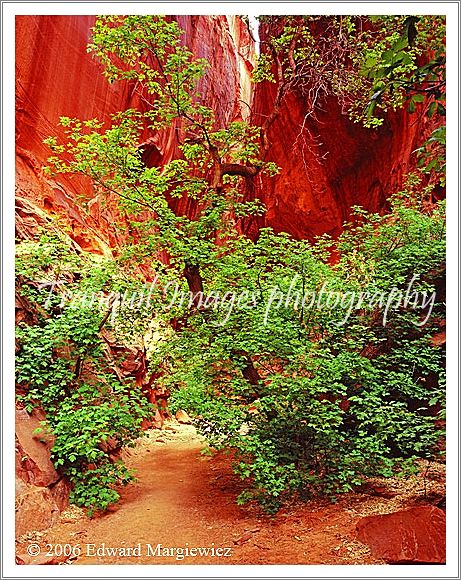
16;234;155;514
163;185;445;512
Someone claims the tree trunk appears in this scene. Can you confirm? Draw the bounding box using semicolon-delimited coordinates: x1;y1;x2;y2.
184;263;204;296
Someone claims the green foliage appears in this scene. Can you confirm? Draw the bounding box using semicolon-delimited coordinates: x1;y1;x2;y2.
358;16;445;124
88;16;211;127
166;184;445;512
44;114;274;274
415;125;446;186
252;53;275;83
16;233;155;514
253;15;445;169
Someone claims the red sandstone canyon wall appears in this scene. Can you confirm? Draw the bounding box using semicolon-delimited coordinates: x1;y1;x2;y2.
15;15;253;251
16;15;430;247
250;17;432;240
252;84;429;239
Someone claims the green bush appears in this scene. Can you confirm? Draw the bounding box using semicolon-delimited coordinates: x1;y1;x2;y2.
16;234;155;514
162;187;445;512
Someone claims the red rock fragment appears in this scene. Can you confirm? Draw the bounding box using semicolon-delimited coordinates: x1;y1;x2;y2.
233;531;253;545
356;505;446;564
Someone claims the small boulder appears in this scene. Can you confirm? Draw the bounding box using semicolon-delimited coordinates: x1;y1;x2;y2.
15;408;58;487
356;505;446;564
175;409;192;424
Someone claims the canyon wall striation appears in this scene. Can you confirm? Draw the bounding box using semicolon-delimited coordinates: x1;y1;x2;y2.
16;15;254;252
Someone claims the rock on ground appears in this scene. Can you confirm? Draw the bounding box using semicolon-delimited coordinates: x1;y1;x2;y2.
175;409;192;424
15;408;69;535
356;505;446;564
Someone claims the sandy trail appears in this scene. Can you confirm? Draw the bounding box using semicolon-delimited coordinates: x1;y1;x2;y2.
20;423;442;565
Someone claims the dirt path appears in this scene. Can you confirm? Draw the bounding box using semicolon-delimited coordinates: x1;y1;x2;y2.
16;423;444;565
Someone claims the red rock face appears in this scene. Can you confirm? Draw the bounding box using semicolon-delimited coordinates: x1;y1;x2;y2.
16;16;131;252
15;15;252;250
248;18;436;240
252;77;431;240
16;15;431;244
356;506;446;564
15;408;58;487
15;408;70;535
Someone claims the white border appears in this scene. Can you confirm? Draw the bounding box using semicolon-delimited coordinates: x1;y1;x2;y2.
2;2;459;578
3;1;458;16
